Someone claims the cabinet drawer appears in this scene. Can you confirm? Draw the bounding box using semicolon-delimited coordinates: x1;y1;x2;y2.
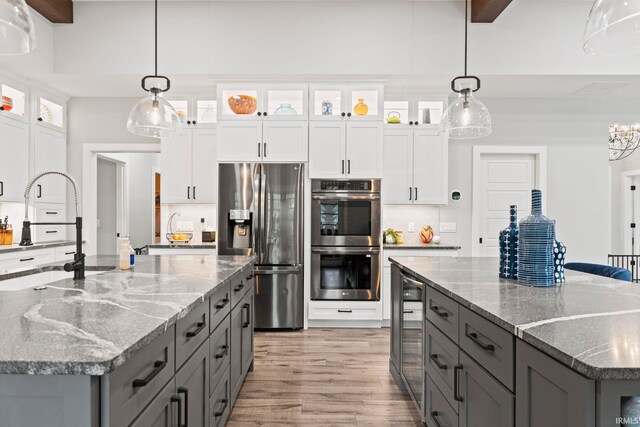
209;314;231;396
230;271;248;309
308;301;382;320
209;365;231;427
0;248;54;270
35;207;65;222
54;245;77;262
425;320;460;411
129;378;176;427
108;325;176;427
176;300;209;369
426;287;459;343
35;225;65;243
209;282;231;334
425;374;458;427
459;306;514;391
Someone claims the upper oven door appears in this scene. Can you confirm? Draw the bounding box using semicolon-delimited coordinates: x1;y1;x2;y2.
311;193;381;246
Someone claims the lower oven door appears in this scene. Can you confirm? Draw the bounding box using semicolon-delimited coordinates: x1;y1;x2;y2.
311;246;380;301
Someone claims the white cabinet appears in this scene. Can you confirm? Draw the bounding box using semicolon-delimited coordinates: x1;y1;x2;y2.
309;84;384;122
382;129;448;205
217;84;308;121
217;121;307;162
35;92;66;131
309;122;382;178
0;116;29;202
33;126;66;204
167;97;218;127
162;128;217;204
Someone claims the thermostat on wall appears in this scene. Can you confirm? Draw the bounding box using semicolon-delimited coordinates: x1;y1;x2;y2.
451;190;461;201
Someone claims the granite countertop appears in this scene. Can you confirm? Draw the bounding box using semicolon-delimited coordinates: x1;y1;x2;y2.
147;243;216;249
390;256;640;381
0;240;77;254
383;243;461;250
0;254;254;375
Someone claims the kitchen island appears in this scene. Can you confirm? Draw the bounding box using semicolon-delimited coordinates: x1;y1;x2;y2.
389;256;640;427
0;254;255;427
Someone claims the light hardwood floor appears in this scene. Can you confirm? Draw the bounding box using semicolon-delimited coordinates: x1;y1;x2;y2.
227;328;422;427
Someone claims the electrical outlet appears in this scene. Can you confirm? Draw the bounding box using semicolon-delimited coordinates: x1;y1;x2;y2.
440;222;457;233
176;220;194;232
407;222;415;233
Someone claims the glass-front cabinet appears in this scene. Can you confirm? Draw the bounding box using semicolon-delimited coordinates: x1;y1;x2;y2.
383;97;445;128
166;96;217;126
310;84;383;121
217;84;308;121
0;79;28;122
35;92;65;130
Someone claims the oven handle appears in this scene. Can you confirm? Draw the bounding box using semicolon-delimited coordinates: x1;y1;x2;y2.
312;194;380;201
401;273;424;290
311;247;380;255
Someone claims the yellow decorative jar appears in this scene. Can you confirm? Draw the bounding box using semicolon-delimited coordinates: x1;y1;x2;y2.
353;98;369;115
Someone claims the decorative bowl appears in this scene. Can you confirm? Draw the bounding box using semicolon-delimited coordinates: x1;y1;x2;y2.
166;232;193;244
274;103;297;116
1;96;12;112
228;95;257;115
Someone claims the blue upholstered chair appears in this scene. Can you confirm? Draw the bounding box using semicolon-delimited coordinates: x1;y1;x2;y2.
564;262;632;282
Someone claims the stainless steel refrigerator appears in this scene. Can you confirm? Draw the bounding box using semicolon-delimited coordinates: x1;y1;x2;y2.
218;163;304;329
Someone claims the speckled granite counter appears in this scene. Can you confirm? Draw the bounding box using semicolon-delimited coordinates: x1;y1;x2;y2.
390;256;640;380
384;243;461;250
0;240;77;254
0;254;254;375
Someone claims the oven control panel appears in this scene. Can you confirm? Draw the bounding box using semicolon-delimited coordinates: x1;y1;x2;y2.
318;180;374;191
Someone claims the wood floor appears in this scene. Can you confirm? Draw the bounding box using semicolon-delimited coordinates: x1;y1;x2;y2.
227;328;422;427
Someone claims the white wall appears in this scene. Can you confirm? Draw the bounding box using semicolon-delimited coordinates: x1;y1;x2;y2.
383;205;440;245
439;97;634;264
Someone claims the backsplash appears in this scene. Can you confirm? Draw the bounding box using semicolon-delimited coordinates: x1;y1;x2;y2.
161;204;217;245
0;203;32;245
382;205;440;245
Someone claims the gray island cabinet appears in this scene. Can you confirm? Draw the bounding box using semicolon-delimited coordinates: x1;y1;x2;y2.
390;256;640;427
0;255;255;427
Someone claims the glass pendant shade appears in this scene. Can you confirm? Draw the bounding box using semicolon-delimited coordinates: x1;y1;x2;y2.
584;0;640;55
126;90;181;138
0;0;35;55
441;89;492;139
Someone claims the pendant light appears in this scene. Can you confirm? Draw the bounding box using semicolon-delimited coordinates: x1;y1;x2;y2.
0;0;35;55
126;0;180;138
584;0;640;56
441;0;492;139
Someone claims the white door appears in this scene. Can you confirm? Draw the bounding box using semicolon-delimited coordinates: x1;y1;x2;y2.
262;121;308;162
161;130;193;204
33;127;66;204
476;153;536;257
345;122;383;178
309;121;346;178
382;130;414;204
0;116;28;202
413;131;448;205
217;121;262;161
191;128;217;204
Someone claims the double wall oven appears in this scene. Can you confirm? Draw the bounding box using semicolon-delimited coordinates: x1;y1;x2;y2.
311;179;381;301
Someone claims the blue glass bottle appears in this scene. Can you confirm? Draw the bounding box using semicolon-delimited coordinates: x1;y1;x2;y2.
499;205;519;279
518;190;556;287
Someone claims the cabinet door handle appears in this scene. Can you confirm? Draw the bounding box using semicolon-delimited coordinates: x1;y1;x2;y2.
258;142;261;157
170;394;182;427
234;282;245;293
264;142;267;158
430;305;449;318
342;160;345;174
242;302;251;328
214;399;228;417
65;251;76;255
0;181;3;196
20;257;34;262
466;331;495;353
414;187;418;200
430;353;448;370
257;112;262;117
177;386;188;427
338;309;352;313
341;112;346;117
409;121;414;125
45;211;58;215
347;112;352;117
192;120;197;125
187;186;190;200
185;320;206;338
215;345;229;359
263;111;267;116
192;186;196;200
37;184;42;198
409;187;412;201
187;120;192;125
403;309;414;314
454;364;464;402
37;117;43;122
45;230;58;234
347;159;351;174
215;298;229;310
431;411;445;427
132;360;167;388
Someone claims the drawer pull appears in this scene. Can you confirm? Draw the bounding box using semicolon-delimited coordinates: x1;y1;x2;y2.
214;399;229;417
45;230;58;234
215;345;229;359
185;321;206;338
20;257;34;262
431;411;445;427
430;353;448;370
65;251;75;255
171;394;183;427
177;386;188;427
403;309;414;314
337;309;352;313
242;303;251;328
246;274;253;280
45;211;58;215
430;305;449;318
466;331;495;353
234;283;245;293
215;298;229;310
454;364;464;402
132;360;167;388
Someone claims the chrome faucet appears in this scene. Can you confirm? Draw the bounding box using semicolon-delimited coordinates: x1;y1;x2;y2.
19;171;85;280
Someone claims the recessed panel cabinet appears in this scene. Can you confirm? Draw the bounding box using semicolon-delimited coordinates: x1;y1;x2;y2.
217;121;308;162
33;126;66;204
0;116;29;202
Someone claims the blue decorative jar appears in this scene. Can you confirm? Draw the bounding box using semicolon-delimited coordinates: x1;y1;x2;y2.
499;205;519;280
517;189;556;287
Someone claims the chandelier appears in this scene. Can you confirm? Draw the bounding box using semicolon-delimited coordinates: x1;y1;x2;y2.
609;124;640;161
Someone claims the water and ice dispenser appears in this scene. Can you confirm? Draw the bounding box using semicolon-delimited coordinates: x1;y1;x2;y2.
228;209;252;249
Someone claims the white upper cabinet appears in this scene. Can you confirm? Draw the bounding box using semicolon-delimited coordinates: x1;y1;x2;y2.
35;91;66;131
167;96;217;127
33;126;66;204
0;79;29;123
162;129;217;204
217;121;262;162
382;128;448;205
0;116;28;202
217;84;308;121
310;83;383;122
262;121;309;162
309;121;382;179
383;97;445;129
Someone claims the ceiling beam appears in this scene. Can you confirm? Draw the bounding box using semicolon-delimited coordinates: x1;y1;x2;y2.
26;0;73;24
472;0;512;23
